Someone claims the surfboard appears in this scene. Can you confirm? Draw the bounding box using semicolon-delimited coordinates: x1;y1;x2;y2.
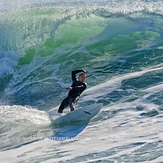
53;103;103;124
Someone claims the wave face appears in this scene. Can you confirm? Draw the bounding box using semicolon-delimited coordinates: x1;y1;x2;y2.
1;0;163;162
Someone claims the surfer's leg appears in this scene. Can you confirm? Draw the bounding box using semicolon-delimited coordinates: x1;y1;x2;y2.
69;99;75;111
58;97;69;113
69;96;79;112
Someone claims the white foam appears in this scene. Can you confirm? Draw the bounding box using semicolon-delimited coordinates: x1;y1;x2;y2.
0;52;18;77
82;64;163;102
0;105;51;125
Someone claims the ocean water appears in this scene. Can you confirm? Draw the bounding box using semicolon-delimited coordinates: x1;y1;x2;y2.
1;0;163;162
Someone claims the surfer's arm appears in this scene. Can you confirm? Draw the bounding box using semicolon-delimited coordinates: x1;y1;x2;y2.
66;84;86;91
71;69;86;81
72;84;87;91
66;83;86;91
66;87;72;90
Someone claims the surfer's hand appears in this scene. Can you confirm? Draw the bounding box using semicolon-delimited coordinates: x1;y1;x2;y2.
66;87;72;90
83;70;88;74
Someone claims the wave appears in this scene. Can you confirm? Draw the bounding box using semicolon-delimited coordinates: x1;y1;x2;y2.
0;2;163;110
0;1;163;109
1;1;163;162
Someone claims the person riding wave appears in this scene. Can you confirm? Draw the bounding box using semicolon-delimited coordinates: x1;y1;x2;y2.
58;69;88;113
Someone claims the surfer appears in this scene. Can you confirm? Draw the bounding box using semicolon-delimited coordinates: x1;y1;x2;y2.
58;69;87;113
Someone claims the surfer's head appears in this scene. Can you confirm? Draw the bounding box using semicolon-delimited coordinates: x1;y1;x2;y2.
79;73;86;82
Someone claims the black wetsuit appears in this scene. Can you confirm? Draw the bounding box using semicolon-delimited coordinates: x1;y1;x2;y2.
58;70;87;113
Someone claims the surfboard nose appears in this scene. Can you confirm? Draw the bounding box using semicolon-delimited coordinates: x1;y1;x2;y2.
96;103;103;108
90;103;103;110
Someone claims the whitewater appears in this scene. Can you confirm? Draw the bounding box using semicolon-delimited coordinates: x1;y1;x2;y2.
1;0;163;162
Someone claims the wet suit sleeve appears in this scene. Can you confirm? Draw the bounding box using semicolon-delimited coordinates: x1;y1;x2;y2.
72;83;87;91
71;69;85;81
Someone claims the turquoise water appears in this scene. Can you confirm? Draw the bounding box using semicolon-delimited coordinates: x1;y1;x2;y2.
1;0;163;162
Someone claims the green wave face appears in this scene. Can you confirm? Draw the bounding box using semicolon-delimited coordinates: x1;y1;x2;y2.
0;6;163;109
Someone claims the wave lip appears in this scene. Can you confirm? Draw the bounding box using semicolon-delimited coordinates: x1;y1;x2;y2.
1;0;163;13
